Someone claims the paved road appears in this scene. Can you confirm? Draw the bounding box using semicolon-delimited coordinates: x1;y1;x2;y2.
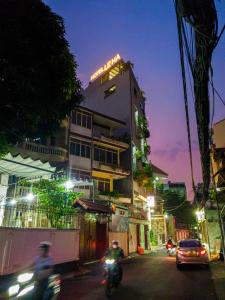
59;251;217;300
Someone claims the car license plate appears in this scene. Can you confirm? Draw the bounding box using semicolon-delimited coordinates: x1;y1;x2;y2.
188;251;197;256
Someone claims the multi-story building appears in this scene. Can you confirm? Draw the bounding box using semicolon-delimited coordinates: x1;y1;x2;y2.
69;106;130;259
83;54;153;253
211;118;225;189
165;181;187;199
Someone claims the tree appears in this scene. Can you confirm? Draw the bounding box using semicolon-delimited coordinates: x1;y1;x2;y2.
20;178;83;228
0;0;82;151
159;190;196;226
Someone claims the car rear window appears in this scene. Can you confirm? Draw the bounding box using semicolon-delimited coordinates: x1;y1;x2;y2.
179;240;201;247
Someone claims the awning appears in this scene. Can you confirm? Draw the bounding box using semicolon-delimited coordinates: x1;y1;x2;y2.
74;199;112;214
0;153;56;178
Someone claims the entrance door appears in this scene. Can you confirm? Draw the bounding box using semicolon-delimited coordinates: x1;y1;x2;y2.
96;222;107;259
136;224;140;250
79;217;96;261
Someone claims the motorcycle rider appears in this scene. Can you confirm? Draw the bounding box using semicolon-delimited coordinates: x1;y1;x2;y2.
33;241;54;300
105;240;124;282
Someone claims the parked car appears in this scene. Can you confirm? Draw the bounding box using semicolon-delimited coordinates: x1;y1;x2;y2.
176;239;209;269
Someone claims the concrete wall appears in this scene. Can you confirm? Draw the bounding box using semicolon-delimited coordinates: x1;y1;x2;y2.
0;228;79;275
213;119;225;148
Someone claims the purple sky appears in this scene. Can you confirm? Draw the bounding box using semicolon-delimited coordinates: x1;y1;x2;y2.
45;1;225;200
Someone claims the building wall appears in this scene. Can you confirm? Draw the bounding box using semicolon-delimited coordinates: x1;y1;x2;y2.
213;119;225;148
0;228;79;275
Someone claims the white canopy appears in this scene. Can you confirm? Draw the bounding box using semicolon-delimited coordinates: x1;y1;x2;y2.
0;153;56;178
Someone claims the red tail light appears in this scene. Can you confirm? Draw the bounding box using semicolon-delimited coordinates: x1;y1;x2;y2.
199;248;206;256
167;244;172;248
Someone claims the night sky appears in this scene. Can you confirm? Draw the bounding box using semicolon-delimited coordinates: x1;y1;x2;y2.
45;1;225;200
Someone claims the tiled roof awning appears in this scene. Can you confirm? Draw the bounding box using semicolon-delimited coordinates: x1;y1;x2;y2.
0;153;56;178
74;199;112;214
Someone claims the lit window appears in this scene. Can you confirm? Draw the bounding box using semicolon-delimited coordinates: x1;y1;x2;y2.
104;85;116;98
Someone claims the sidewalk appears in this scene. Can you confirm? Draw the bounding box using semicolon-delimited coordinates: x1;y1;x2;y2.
210;261;225;300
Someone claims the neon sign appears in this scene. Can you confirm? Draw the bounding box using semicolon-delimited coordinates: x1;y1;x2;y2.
90;54;121;81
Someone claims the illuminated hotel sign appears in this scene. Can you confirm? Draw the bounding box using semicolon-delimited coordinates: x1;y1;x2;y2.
90;54;121;81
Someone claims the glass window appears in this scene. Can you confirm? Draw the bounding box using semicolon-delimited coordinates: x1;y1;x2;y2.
104;85;116;99
87;116;91;129
70;140;91;159
98;181;104;192
94;145;117;165
179;240;201;248
81;144;85;157
106;151;112;164
86;146;90;158
105;181;110;192
72;111;92;129
75;143;80;156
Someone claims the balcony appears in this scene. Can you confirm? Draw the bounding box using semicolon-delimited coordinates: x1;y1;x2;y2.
15;142;67;163
93;129;129;150
92;161;130;179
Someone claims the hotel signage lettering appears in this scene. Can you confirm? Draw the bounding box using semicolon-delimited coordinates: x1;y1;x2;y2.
90;54;121;81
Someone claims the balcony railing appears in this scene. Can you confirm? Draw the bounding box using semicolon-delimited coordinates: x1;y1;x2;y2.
0;205;79;229
17;142;67;157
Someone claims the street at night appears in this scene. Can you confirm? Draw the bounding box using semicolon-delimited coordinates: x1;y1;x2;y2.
59;251;217;300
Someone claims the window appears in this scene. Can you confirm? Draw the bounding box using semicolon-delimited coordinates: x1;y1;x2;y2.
70;139;91;158
94;145;118;165
135;107;139;126
72;111;92;129
134;88;137;97
179;240;201;248
71;169;91;181
104;85;116;98
71;169;91;189
95;178;110;192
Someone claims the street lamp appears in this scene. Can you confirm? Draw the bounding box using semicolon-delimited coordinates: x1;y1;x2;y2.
64;180;74;190
26;193;35;202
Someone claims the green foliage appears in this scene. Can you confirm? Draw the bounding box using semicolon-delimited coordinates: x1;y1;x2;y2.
133;162;153;190
99;190;120;199
150;230;158;246
0;132;9;157
19;178;83;228
159;190;196;227
0;0;82;145
137;116;150;139
135;149;144;161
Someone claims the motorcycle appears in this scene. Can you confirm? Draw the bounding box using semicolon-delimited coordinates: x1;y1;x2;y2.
166;244;176;256
2;270;60;300
102;258;121;298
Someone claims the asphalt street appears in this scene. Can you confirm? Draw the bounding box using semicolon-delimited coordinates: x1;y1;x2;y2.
59;251;217;300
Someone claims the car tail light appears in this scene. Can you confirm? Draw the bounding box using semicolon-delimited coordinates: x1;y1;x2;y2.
199;248;206;256
168;244;172;248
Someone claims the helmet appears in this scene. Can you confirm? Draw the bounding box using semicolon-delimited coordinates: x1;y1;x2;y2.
39;241;52;250
112;240;119;246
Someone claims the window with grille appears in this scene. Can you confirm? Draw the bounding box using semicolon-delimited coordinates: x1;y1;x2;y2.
94;145;117;165
95;178;110;192
72;111;92;129
70;139;91;158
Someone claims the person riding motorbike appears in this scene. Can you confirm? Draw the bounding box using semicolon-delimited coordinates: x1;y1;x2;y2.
105;240;124;282
32;241;54;300
166;238;174;249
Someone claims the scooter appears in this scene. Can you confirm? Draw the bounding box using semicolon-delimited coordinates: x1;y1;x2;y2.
167;244;176;256
102;258;121;298
3;270;60;300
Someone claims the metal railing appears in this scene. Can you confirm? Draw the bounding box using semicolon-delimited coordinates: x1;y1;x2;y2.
18;141;67;157
0;205;79;229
